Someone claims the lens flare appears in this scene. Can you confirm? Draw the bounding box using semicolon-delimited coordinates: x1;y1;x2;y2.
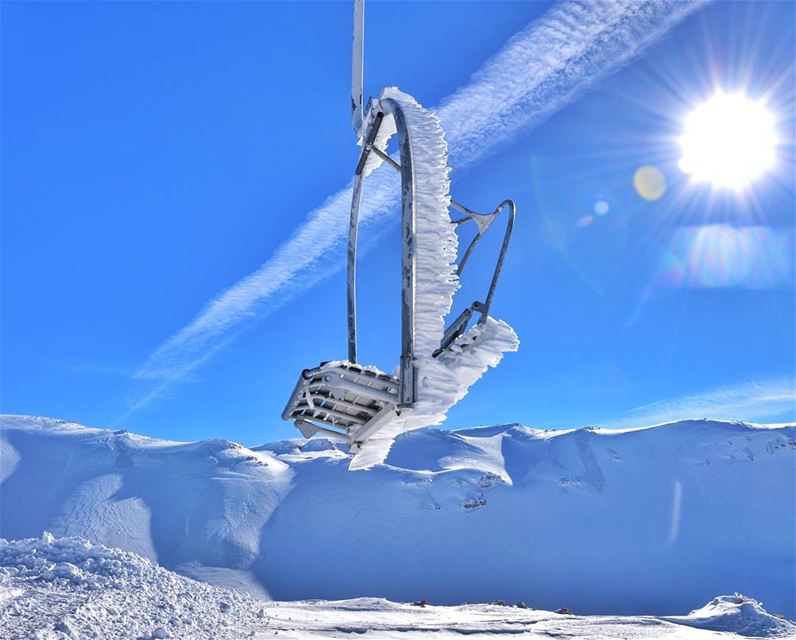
594;200;610;216
678;93;777;190
662;225;793;289
634;166;666;201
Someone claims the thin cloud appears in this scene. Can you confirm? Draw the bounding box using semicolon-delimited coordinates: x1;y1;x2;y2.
131;0;707;409
602;376;796;428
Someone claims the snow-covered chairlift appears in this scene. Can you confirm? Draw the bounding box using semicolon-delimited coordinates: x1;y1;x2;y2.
282;1;519;468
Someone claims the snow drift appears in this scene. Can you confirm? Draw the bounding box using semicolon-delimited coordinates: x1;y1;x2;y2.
663;594;796;637
1;415;794;620
0;533;266;639
4;535;793;639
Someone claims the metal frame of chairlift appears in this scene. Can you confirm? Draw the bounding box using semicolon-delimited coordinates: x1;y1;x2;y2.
281;0;515;448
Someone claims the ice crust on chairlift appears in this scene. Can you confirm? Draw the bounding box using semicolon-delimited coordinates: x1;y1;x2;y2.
282;5;519;469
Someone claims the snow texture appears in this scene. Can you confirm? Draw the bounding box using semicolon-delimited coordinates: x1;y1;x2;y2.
0;533;796;640
662;594;796;637
0;533;266;639
1;415;795;623
2;535;794;639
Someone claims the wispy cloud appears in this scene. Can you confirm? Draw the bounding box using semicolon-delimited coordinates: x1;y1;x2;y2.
602;376;796;428
131;0;706;410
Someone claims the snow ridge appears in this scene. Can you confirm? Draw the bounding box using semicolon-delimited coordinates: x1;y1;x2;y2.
2;415;795;620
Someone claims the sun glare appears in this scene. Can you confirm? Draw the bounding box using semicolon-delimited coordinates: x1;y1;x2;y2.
678;93;777;190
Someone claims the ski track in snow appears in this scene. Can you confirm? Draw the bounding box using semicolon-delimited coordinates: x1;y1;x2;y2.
1;415;795;627
1;535;794;640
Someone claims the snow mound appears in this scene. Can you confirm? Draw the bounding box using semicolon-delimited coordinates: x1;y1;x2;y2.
2;415;795;620
0;533;266;639
666;594;796;637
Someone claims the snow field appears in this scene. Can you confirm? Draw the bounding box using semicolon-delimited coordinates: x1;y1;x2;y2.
2;535;793;638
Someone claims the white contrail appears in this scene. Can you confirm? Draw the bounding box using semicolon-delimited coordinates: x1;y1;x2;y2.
134;0;706;392
601;376;796;428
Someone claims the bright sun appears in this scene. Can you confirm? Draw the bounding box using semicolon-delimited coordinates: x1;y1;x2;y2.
678;93;777;190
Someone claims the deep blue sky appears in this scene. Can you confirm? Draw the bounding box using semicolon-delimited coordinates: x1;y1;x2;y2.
2;1;794;444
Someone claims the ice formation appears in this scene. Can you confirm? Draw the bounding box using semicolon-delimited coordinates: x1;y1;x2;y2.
351;317;519;469
348;88;519;469
378;87;459;356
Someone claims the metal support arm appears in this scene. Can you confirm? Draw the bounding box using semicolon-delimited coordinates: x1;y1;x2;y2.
351;0;365;134
434;200;515;356
347;101;417;407
347;103;516;396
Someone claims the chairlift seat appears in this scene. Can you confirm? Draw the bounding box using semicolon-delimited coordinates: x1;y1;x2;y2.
282;84;517;465
282;361;402;446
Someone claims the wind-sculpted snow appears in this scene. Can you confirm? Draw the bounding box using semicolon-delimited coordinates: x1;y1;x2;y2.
0;416;292;598
662;594;796;637
3;535;793;639
1;415;794;622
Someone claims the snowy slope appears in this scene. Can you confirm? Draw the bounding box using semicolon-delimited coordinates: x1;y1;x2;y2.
2;535;794;639
1;415;794;621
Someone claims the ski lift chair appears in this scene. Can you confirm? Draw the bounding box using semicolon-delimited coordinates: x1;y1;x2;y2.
282;98;515;451
282;1;516;456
